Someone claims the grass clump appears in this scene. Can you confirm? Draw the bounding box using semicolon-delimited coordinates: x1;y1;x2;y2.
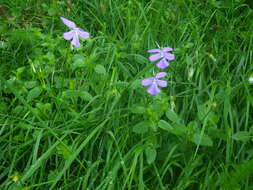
0;0;253;189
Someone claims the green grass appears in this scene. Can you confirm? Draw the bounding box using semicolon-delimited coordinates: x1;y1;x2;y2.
0;0;253;189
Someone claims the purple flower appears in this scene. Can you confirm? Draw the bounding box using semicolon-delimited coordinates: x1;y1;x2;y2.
141;72;167;95
148;47;175;69
60;17;90;48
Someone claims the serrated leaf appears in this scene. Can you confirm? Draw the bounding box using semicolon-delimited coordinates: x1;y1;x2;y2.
191;133;213;147
95;64;106;75
27;87;42;101
145;147;157;164
132;121;149;134
232;131;251;142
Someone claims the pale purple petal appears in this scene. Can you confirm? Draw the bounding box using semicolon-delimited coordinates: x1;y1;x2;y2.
155;72;167;79
141;77;154;86
71;34;80;47
77;29;90;39
60;17;76;29
63;30;75;40
164;53;175;60
147;84;161;95
156;80;167;87
162;47;173;52
156;58;169;69
149;53;162;62
147;49;161;53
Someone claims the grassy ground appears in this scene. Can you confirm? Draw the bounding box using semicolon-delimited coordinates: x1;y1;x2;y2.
0;0;253;189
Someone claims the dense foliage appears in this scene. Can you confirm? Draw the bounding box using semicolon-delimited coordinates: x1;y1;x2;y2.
0;0;253;189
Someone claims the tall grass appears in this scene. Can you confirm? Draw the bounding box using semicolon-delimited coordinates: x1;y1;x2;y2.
0;0;253;189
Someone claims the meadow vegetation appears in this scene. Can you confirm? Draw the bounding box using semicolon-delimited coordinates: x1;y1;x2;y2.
0;0;253;189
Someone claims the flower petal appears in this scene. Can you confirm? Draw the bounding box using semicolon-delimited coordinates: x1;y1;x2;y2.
155;72;167;79
156;58;169;69
147;49;161;53
156;80;167;87
60;17;76;28
149;53;162;62
162;47;173;52
71;34;80;47
164;53;175;60
147;84;161;95
77;29;90;39
141;77;154;86
63;30;74;40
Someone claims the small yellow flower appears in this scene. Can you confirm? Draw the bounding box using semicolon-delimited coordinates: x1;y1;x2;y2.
211;102;217;109
12;174;19;182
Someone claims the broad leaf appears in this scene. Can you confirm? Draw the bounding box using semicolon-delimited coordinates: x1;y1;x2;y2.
95;64;106;75
27;87;42;101
145;147;157;164
166;109;181;124
158;120;173;131
132;121;150;134
232;131;251;142
191;133;213;147
62;90;92;101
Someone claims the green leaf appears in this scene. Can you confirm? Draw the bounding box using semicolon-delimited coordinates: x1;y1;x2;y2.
25;81;38;89
95;64;106;75
220;159;253;189
71;54;86;69
62;90;93;101
80;91;93;101
158;120;186;136
191;133;213;147
131;106;146;114
166;109;181;124
131;79;141;89
232;131;251;142
208;128;227;141
56;143;71;160
27;87;42;101
73;59;85;68
186;55;193;65
145;147;157;164
158;120;173;131
197;104;209;120
36;103;51;113
55;77;64;89
132;121;150;134
48;170;58;181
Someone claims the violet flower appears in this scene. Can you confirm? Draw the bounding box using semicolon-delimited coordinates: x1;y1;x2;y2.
60;17;89;48
141;72;167;95
148;47;175;69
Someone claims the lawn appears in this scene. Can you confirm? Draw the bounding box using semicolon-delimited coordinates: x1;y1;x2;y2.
0;0;253;189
